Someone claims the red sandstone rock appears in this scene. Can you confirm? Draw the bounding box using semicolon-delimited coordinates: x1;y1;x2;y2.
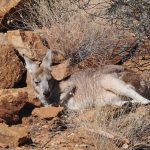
0;88;28;124
0;123;30;147
32;106;63;119
0;45;25;88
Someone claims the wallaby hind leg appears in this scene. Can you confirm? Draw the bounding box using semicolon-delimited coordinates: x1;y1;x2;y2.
101;75;150;104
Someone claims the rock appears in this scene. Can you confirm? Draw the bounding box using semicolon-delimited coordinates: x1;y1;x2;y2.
0;123;30;147
0;33;8;45
0;0;22;31
7;30;65;63
37;25;67;55
32;107;63;119
0;88;28;124
7;30;48;60
123;48;150;98
0;45;25;88
51;60;70;80
123;54;150;82
0;0;21;18
51;50;66;64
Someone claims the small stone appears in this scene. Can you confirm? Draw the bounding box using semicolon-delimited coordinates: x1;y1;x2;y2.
32;106;63;119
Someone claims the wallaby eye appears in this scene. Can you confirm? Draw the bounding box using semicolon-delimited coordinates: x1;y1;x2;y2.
35;80;41;85
47;77;52;82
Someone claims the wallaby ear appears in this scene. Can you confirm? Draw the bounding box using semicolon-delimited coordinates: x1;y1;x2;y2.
41;49;52;70
23;55;39;73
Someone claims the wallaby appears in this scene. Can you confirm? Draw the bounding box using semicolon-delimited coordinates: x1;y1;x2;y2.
23;49;150;110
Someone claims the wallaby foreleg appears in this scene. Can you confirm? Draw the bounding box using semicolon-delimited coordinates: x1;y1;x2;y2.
59;81;76;105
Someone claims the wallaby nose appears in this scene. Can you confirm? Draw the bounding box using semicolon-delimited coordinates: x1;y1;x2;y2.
43;91;50;97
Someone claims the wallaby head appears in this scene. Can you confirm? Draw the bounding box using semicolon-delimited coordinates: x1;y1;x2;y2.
23;50;56;105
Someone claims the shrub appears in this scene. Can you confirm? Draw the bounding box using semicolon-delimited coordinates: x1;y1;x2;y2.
107;0;150;40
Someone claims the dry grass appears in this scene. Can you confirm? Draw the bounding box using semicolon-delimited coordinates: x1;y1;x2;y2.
4;0;148;73
6;0;135;68
73;104;150;150
27;0;135;68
